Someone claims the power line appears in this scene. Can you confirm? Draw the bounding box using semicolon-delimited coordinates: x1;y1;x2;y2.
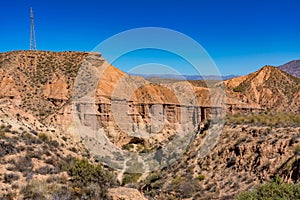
30;7;37;50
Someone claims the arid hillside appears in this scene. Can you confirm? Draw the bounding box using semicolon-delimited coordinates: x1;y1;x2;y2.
0;50;300;199
139;122;300;199
0;51;90;119
224;65;300;112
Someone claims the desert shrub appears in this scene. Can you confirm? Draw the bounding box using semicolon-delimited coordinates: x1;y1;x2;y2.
22;180;72;200
166;176;200;198
22;180;48;200
142;172;164;197
48;140;59;148
4;173;19;184
145;172;162;185
140;146;152;153
0;124;11;133
0;131;5;139
38;132;49;142
22;132;42;145
68;147;77;153
226;156;236;168
236;176;300;200
13;155;33;173
293;145;300;156
26;149;43;159
122;172;142;185
0;141;17;156
197;174;205;181
62;136;68;142
0;192;17;200
16;144;26;152
122;143;134;151
36;165;54;175
45;156;57;165
233;84;246;93
67;158;114;190
30;130;38;136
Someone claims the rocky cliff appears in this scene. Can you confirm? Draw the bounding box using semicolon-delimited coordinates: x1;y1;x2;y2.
0;51;259;150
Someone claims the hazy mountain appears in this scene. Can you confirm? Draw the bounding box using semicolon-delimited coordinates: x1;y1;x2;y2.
278;60;300;78
129;73;237;81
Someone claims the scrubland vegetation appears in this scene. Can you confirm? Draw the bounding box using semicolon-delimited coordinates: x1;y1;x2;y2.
227;112;300;127
0;123;117;199
236;177;300;199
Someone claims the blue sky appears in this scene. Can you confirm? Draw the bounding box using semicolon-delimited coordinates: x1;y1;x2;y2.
1;0;300;76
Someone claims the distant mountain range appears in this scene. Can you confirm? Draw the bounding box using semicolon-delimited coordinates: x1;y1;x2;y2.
129;73;237;80
129;59;300;81
278;60;300;78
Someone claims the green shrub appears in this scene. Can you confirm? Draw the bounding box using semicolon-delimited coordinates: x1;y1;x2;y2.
293;145;300;156
233;84;246;93
38;132;49;142
0;131;5;139
197;174;205;181
145;172;162;184
67;158;113;188
122;143;134;151
66;158;115;198
122;172;142;185
143;172;163;192
236;176;300;200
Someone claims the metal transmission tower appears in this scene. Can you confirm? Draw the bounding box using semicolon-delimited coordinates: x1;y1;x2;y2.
30;7;37;50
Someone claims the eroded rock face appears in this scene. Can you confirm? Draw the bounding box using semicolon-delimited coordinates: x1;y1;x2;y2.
70;53;227;149
43;74;69;101
0;50;264;150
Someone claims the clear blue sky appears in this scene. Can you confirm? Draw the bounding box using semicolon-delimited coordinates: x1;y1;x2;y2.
1;0;300;76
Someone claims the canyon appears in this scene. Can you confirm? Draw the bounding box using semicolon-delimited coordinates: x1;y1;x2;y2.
0;50;299;199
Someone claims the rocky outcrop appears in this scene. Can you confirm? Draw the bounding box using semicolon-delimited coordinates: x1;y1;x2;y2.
0;72;21;101
44;74;69;100
107;187;148;200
